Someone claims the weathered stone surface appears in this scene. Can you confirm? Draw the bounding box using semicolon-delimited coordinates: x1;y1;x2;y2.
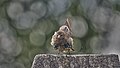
31;54;120;68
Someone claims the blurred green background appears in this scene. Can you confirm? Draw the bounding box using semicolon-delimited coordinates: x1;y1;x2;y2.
0;0;120;68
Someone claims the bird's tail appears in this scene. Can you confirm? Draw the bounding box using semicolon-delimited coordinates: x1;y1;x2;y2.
64;17;72;31
71;48;75;51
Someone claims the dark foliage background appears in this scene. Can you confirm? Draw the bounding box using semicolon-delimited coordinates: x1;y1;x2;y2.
0;0;120;68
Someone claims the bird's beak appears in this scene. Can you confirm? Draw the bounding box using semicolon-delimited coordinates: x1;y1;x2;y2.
57;35;60;38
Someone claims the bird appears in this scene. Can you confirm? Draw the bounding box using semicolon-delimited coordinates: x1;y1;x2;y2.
51;18;74;54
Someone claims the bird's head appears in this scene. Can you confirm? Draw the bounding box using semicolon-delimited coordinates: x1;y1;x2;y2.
59;25;69;33
56;31;65;39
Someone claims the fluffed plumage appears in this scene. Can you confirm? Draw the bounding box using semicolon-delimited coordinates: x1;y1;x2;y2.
51;18;74;54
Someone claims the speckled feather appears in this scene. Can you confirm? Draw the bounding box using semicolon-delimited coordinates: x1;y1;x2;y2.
51;18;74;53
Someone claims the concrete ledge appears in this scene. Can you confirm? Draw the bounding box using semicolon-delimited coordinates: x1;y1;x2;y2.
31;54;120;68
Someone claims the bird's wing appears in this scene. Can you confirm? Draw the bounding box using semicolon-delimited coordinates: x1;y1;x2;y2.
51;32;57;46
67;37;73;46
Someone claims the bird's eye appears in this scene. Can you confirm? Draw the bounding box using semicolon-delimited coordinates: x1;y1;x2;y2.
64;27;68;32
65;27;67;29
